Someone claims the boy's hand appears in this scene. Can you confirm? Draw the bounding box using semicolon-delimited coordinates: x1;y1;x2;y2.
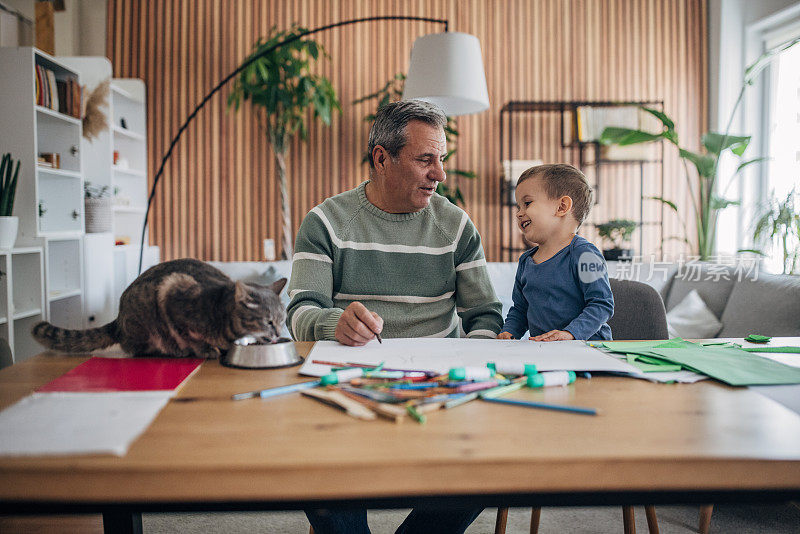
496;331;515;340
530;330;574;342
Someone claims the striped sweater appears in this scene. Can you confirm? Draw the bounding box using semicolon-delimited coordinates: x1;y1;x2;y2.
286;181;503;341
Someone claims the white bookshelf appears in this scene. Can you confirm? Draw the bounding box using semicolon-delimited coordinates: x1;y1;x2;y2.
58;58;159;324
0;47;85;363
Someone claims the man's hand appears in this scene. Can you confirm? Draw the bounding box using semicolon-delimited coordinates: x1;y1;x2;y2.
496;331;515;340
530;330;574;342
335;302;384;346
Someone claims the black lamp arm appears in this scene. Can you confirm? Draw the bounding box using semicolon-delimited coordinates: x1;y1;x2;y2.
138;15;448;273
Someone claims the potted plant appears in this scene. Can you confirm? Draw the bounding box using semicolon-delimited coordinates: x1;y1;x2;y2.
227;25;341;259
84;182;112;233
742;187;800;275
0;153;20;249
595;219;637;261
599;37;799;260
354;72;478;206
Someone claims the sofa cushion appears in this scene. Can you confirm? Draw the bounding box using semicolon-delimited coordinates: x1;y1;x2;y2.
666;289;723;339
664;265;737;319
718;272;800;337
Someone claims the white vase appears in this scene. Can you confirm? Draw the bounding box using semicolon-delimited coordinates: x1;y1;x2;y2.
0;216;18;249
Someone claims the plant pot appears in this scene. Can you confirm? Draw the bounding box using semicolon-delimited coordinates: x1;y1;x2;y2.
603;248;634;262
84;197;112;233
0;216;18;249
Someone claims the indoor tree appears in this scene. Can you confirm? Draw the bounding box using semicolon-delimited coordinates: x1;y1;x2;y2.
228;25;341;259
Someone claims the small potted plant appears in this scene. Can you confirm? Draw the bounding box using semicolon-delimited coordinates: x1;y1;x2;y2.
84;182;112;233
0;153;20;249
595;219;637;261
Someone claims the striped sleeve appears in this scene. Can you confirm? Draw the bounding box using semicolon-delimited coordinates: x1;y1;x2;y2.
453;215;503;338
286;210;343;341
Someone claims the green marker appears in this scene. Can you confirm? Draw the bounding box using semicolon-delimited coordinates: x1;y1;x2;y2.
527;371;576;388
406;404;426;424
319;368;365;386
487;362;538;376
449;366;494;381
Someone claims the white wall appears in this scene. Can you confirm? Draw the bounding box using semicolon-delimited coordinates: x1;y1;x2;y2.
2;0;106;56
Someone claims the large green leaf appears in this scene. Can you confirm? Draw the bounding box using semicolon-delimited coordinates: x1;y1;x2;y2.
710;195;740;210
599;127;664;146
679;148;716;178
702;132;750;156
641;107;675;131
736;157;769;174
646;196;678;213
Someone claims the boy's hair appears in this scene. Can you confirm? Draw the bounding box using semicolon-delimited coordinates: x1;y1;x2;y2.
517;164;593;227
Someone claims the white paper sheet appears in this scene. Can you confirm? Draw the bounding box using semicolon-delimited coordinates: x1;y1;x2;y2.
300;338;645;377
0;392;171;456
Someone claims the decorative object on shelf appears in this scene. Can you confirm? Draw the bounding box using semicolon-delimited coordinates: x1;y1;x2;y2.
84;182;112;233
742;187;799;275
82;78;109;141
599;37;800;261
595;219;637;262
37;152;59;169
119;117;127;129
0;153;20;249
228;24;341;260
140;16;490;273
354;72;478;206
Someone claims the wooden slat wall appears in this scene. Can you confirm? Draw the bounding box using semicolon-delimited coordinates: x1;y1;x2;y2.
107;0;707;262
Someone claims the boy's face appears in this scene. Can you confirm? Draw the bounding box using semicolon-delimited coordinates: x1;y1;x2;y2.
514;175;571;245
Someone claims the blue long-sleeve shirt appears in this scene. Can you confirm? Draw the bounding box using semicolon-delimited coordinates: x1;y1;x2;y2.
502;235;613;341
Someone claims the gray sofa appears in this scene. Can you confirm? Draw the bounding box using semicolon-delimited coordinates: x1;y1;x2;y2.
210;260;800;339
607;261;800;338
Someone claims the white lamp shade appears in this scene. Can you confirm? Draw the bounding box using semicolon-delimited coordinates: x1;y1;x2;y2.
402;32;490;116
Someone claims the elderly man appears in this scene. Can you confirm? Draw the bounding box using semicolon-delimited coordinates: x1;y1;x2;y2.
286;99;502;534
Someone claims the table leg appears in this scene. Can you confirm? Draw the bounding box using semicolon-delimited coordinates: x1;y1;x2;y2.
103;511;142;534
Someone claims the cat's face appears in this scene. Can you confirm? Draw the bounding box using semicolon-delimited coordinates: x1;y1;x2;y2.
232;278;287;341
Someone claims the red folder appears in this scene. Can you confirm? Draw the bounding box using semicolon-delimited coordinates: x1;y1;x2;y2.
37;357;204;393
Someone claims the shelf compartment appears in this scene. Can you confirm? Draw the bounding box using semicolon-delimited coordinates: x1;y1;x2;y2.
36;167;82;179
36;110;82;172
13;308;43;321
35;105;81;126
48;293;83;330
46;239;82;297
113;125;145;141
12;251;43;319
112;166;146;177
13;313;46;363
38;174;83;234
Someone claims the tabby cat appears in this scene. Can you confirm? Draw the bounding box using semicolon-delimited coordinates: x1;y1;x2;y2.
32;259;287;358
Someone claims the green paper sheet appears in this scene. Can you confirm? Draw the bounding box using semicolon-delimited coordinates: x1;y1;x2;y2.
647;345;800;386
625;353;682;373
741;346;800;354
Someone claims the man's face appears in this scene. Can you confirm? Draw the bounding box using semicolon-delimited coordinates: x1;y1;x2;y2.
374;120;447;213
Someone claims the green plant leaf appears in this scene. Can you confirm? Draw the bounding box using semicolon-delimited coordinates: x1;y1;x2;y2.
737;248;767;256
599;127;663;146
647;196;679;213
641;107;675;131
447;169;477;179
679;148;716;178
736;157;769;174
744;36;800;85
710;195;740;210
702;132;750;156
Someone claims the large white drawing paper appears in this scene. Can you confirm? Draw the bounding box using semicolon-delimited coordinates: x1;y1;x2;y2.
0;391;171;456
300;338;644;377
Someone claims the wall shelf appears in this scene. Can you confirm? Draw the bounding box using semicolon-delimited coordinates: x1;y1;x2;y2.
499;100;666;262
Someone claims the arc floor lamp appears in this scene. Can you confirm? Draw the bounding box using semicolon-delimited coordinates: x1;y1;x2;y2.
138;15;490;273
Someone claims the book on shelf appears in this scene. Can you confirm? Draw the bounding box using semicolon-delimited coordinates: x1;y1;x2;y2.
34;64;82;119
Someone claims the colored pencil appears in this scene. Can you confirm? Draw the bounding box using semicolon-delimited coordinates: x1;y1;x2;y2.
481;397;598;416
232;379;320;400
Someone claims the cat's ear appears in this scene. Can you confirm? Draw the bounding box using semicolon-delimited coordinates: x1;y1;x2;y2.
234;281;248;302
270;278;287;295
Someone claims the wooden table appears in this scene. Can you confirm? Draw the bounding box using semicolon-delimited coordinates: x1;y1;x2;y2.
2;340;800;532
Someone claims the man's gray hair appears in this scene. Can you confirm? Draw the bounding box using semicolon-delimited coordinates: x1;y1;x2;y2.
367;100;447;169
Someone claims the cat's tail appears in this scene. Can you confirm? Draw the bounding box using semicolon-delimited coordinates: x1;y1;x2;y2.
31;320;119;353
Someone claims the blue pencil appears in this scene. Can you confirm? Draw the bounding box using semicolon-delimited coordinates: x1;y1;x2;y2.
481;396;598;416
232;380;320;400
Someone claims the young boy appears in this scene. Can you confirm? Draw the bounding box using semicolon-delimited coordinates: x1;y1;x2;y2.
497;164;613;341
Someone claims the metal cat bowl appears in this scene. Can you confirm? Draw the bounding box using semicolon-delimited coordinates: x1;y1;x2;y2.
222;336;303;369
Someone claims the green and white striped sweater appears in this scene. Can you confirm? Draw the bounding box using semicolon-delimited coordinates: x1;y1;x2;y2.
286;181;503;341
